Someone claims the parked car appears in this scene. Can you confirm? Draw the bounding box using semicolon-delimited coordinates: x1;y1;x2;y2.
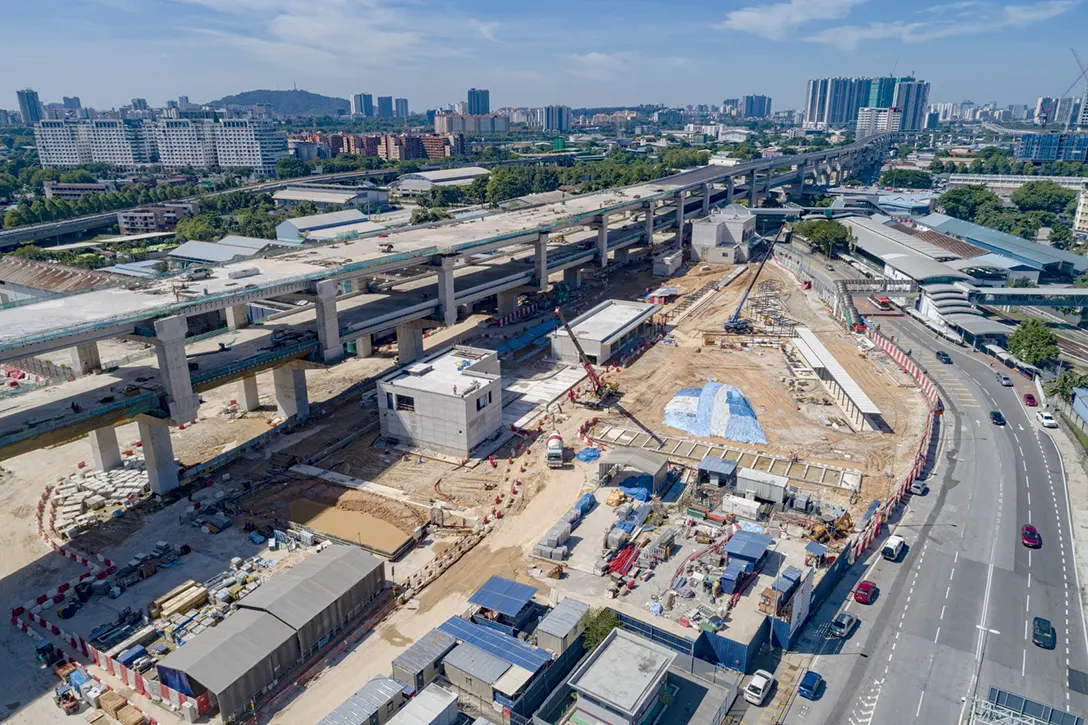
854;580;878;604
996;373;1013;387
990;411;1006;426
935;351;952;364
1022;523;1042;549
798;671;824;700
1037;411;1058;429
1032;617;1056;649
830;612;858;638
744;670;776;705
1024;393;1037;407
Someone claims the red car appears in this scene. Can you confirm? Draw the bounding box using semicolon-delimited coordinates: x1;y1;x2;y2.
1022;524;1042;548
1024;393;1037;407
854;580;878;604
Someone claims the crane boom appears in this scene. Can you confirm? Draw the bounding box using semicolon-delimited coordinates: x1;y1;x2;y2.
724;224;789;331
554;306;605;394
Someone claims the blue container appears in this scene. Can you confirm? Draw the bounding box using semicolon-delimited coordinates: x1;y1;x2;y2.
117;645;146;668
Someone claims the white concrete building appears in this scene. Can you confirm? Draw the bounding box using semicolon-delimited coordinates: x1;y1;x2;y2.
568;629;676;725
690;205;756;263
856;107;902;138
377;346;503;457
152;119;218;168
549;300;659;366
34;120;91;167
1076;189;1088;240
214;119;287;176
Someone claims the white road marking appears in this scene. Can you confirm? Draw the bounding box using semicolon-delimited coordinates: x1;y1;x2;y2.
916;691;925;717
934;627;940;643
941;605;946;620
1022;649;1027;677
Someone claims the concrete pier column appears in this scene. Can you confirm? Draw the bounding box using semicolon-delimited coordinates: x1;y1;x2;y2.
137;415;178;495
438;256;457;325
675;192;685;238
563;267;582;288
239;375;260;412
615;248;630;265
273;363;309;420
225;304;248;330
497;290;519;317
153;316;199;424
748;170;758;206
71;342;102;376
314;279;341;362
725;176;734;205
355;335;373;358
88;426;121;472
396;322;425;364
534;233;549;290
643;202;654;244
702;182;712;216
596;216;609;268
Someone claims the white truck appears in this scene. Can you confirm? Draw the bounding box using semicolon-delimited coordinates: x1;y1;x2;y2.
546;432;565;468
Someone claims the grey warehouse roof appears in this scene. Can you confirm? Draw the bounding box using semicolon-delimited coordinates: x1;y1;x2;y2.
943;314;1012;337
536;598;591;640
392;630;457;675
283;209;368;232
598;448;668;478
853;216;961;260
698;456;739;477
918;213;1088;273
320;677;404;725
843;218;972;283
442;643;511;685
168;240;258;263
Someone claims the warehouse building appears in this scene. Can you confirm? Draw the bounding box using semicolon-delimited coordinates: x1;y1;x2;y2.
386;684;458;725
319;676;405;725
276;209;369;242
535;597;590;655
394;167;490;197
549;300;659;366
392;630;457;694
157;546;386;721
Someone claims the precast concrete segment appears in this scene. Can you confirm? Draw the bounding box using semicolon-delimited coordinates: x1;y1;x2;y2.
272;363;309;420
314;279;342;362
497;290;519;318
225;304;248;330
239;375;260;412
152;315;199;424
726;176;734;205
137;414;178;494
71;341;102;376
642;202;654;244
88;426;121;472
748;170;758;206
702;183;711;216
563;267;582;288
355;334;373;358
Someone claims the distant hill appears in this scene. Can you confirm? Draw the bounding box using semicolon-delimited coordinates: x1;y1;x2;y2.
206;89;350;117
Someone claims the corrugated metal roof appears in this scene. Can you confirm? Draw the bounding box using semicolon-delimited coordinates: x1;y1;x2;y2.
795;327;881;415
169;240;257;263
219;235;300;251
597;448;668;478
725;530;772;560
386;684;457;725
442;643;511;685
918;213;1088;272
404;167;490;182
851;217;962;260
282;209;368;232
943;314;1012;337
437;617;552;673
392;630;457;675
0;257;123;293
492;664;534;698
536;598;591;640
319;677;403;725
844;220;971;283
913;230;988;259
469;576;537;617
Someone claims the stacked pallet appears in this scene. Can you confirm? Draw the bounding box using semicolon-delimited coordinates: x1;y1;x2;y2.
51;458;150;535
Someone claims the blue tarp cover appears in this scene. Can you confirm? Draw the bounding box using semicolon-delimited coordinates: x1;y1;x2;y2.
663;382;767;444
469;576;537;617
575;447;601;462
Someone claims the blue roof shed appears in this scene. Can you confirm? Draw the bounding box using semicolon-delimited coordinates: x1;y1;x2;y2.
469;576;537;618
725;530;772;563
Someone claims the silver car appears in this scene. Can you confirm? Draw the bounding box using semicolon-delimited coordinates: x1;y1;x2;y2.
996;372;1013;387
830;612;858;638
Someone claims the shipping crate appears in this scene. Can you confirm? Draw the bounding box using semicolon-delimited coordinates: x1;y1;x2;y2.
116;705;147;725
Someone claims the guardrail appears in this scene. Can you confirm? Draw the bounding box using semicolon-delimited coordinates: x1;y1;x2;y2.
0;391;158;452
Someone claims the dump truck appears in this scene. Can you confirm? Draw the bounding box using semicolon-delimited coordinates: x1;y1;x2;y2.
546;431;565;468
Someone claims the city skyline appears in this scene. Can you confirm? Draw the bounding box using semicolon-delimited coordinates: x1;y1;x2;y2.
4;0;1086;112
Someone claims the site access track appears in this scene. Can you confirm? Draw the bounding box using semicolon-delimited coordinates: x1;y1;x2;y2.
783;314;1088;725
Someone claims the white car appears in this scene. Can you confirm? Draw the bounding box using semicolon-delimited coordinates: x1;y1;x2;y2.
744;669;775;705
1037;411;1058;429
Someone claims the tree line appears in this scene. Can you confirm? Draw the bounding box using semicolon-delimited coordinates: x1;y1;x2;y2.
935;180;1078;248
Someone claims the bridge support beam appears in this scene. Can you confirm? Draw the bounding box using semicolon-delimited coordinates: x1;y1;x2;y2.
153;316;199;424
225;304;248;331
438;256;458;325
725;176;734;205
355;334;373;358
71;342;102;376
497;289;519;317
273;363;309;420
396;321;425;364
596;216;609;268
534;233;549;290
563;267;582;288
614;248;630;265
137;415;178;495
239;374;260;412
314;279;342;362
702;183;712;216
88;426;122;472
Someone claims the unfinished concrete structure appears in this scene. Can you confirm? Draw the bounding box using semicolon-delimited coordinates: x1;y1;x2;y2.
549;300;659;366
690;205;757;264
377;346;502;457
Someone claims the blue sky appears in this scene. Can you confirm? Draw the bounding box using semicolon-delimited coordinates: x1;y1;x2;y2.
6;0;1088;111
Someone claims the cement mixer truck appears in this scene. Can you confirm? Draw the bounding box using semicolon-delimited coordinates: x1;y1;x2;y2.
546;432;565;468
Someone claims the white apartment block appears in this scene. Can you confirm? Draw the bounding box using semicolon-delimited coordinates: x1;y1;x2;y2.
856;107;902;138
34;118;287;175
1075;189;1088;240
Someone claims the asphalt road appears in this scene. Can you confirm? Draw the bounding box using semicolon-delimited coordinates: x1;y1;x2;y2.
781;313;1088;725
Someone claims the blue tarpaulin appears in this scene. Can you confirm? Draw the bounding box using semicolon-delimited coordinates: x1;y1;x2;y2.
577;493;596;514
663;382;767;444
575;447;601;463
497;320;559;358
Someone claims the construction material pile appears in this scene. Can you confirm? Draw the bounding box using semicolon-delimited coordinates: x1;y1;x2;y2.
663;381;767;444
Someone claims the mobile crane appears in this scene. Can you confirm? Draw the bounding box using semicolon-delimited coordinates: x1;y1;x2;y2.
554;306;617;405
723;224;789;333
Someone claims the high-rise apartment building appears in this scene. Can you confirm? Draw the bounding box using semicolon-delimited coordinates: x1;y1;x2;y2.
1074;188;1088;238
433;114;510;134
62;96;81;110
467;88;490;115
34;118;287;175
544;105;572;133
394;98;409;118
1016;132;1088;162
892;79;930;131
868;77;897;109
377;96;394;118
1053;96;1079;127
1078;87;1088;129
131;98;150;111
17;89;43;125
351;93;374;117
856;107;902;137
742;95;772;119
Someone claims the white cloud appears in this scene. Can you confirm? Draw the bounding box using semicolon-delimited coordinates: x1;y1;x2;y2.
806;0;1077;48
714;0;869;40
568;52;634;81
469;19;502;43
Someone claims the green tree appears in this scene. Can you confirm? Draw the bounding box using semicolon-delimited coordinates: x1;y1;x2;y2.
1046;368;1088;401
1007;319;1060;365
410;207;452;225
0;172;16;201
793;219;853;256
582;608;621;651
1011;180;1076;215
174;214;220;241
936;185;1002;221
878;168;933;189
1049;224;1073;249
1008;277;1038;288
275;157;311;179
58;169;97;183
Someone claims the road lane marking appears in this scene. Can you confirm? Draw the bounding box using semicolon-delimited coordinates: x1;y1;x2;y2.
1022;649;1026;677
916;691;925;718
934;627;940;643
946;586;951;598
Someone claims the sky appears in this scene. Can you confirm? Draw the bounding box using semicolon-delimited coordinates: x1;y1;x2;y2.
5;0;1088;112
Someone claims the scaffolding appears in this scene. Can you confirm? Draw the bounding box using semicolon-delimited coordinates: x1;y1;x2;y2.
748;280;796;337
